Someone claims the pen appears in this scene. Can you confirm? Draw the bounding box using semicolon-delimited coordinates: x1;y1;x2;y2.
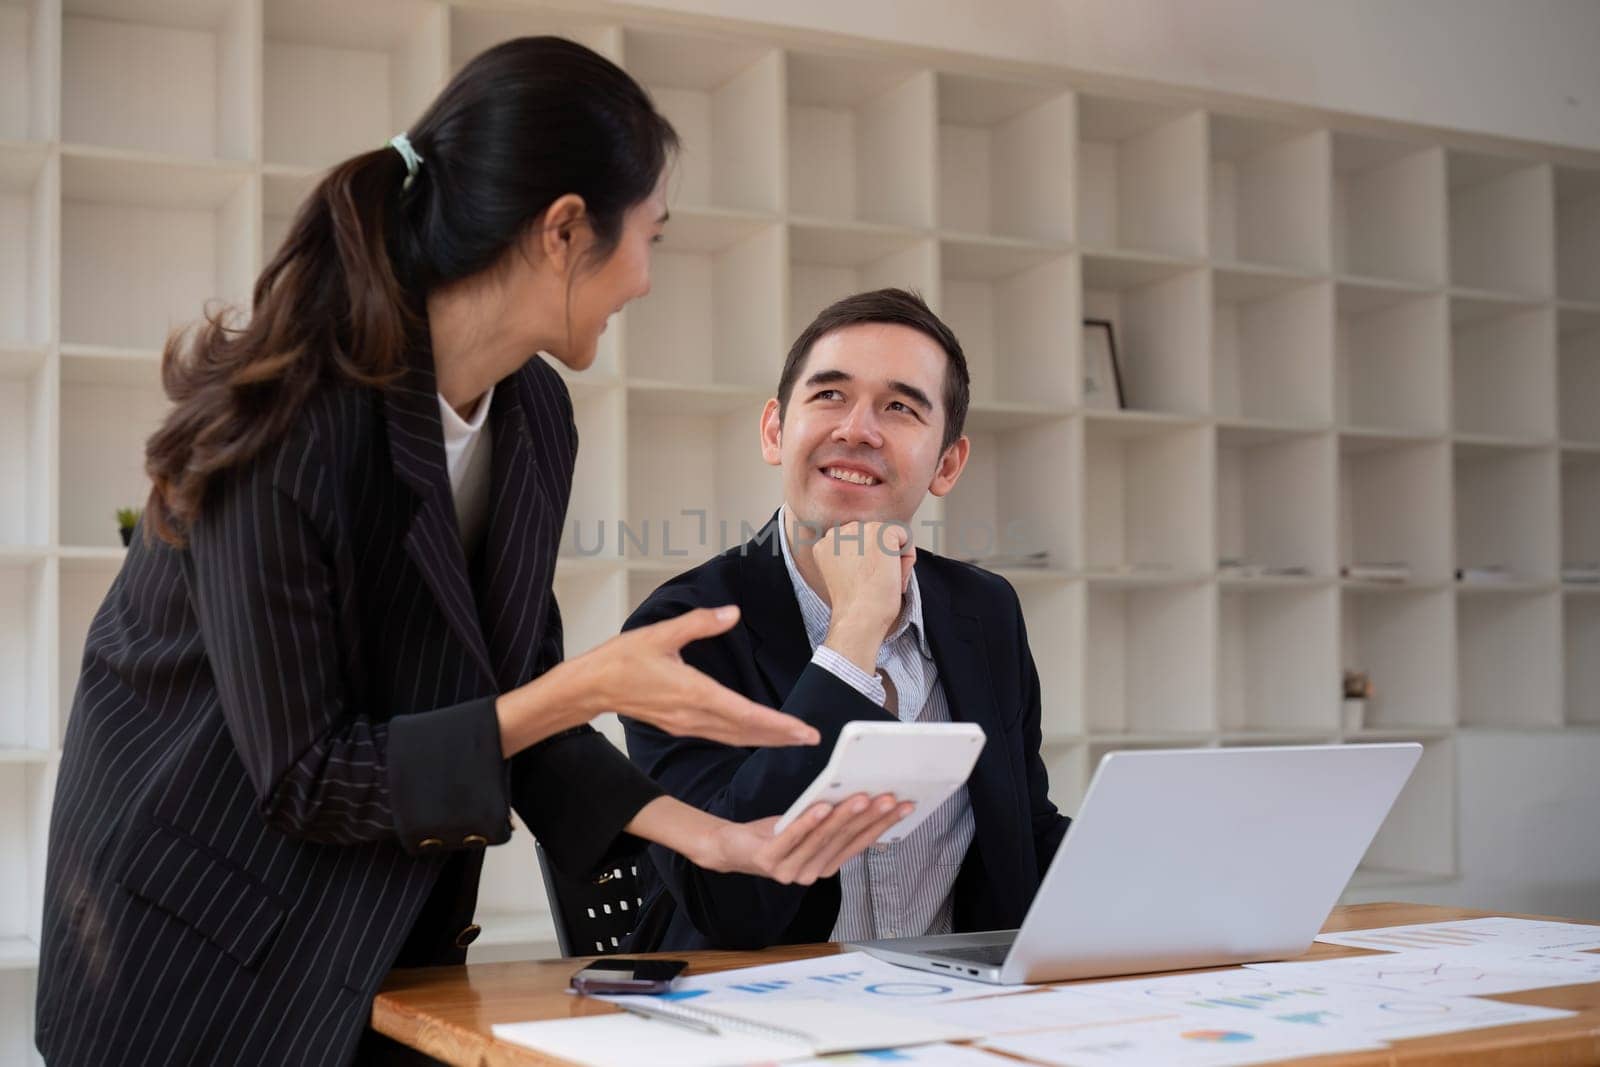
613;999;720;1036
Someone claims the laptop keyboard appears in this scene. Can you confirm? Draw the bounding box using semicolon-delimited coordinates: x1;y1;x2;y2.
930;942;1012;966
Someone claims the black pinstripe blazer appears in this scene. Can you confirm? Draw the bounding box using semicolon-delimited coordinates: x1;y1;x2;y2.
35;344;661;1065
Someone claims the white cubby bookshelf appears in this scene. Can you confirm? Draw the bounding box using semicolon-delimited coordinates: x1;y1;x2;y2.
2;2;1598;1056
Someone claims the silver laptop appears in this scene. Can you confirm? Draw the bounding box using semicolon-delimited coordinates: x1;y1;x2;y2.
849;742;1421;984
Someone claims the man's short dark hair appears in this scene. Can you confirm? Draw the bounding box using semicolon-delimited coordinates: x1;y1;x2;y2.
775;288;971;451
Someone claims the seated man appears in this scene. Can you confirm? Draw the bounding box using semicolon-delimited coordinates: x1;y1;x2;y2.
622;288;1069;951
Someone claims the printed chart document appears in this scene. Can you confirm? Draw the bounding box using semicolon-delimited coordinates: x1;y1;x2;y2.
1248;946;1600;997
786;1044;1014;1065
863;987;1174;1035
1068;966;1575;1042
632;951;1026;1007
492;998;977;1067
1315;916;1600;954
980;1013;1387;1067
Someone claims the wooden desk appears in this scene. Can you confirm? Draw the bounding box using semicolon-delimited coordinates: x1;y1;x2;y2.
373;903;1600;1065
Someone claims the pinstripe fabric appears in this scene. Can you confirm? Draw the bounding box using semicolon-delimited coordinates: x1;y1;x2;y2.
775;511;976;942
35;345;662;1066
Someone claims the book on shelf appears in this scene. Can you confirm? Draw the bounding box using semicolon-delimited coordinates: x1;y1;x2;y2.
961;550;1051;569
1455;565;1519;585
1341;561;1412;584
1561;563;1600;585
1219;558;1313;579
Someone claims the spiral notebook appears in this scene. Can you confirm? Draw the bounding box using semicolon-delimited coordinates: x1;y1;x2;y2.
492;997;980;1067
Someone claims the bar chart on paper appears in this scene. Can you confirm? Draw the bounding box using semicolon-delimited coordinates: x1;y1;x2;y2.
635;952;1013;1008
1316;917;1600;954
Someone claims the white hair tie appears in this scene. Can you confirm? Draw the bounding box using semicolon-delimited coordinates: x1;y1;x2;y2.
388;133;423;189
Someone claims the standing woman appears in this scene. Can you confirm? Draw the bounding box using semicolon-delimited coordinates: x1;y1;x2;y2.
37;38;908;1065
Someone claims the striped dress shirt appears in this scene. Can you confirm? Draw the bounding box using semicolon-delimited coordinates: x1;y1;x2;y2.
777;511;977;941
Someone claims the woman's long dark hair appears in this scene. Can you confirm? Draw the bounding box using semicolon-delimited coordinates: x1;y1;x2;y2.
144;37;677;546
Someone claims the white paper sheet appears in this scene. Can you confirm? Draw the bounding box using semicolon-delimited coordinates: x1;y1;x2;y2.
1315;916;1600;954
1069;966;1575;1041
981;1013;1386;1067
786;1044;1017;1065
492;1013;801;1067
630;951;1023;1008
868;987;1173;1035
1248;946;1600;996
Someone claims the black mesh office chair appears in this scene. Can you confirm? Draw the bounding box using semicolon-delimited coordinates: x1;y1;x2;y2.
535;841;646;957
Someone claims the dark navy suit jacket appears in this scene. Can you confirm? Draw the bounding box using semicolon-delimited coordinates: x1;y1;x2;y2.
622;519;1070;951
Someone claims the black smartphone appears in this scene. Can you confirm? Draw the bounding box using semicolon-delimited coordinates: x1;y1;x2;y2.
569;957;689;995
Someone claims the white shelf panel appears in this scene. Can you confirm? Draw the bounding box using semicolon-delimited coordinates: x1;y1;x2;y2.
1081;252;1210;416
63;0;254;162
1338;434;1453;584
1454;442;1560;584
0;142;52;345
59;361;169;549
1042;742;1088;816
1342;587;1457;730
261;168;318;269
1565;593;1600;726
1331;134;1446;287
1450;296;1556;441
1219;586;1339;732
1016;581;1083;741
0;558;50;752
1335;283;1448;434
1561;452;1600;573
0;0;56;143
0;968;39;1065
1085;583;1215;734
788;221;935;341
1558;307;1600;445
450;7;621;71
0;763;51;984
936;73;1072;242
1555;165;1600;305
1084;417;1212;573
561;387;625;563
1355;735;1456;878
1447;151;1554;299
786;51;935;229
1212;269;1333;424
1458;590;1562;727
943;417;1077;579
939;240;1076;409
1208;116;1330;272
625;29;781;215
57;558;116;740
1077;94;1206;258
264;0;446;169
1217;425;1336;577
0;356;51;548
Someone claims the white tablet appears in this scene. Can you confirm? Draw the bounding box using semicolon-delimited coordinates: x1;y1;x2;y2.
773;721;986;843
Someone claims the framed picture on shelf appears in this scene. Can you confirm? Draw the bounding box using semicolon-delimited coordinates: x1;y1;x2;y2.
1082;318;1124;410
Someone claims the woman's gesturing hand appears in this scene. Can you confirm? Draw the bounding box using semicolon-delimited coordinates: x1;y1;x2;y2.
702;795;915;885
570;605;820;748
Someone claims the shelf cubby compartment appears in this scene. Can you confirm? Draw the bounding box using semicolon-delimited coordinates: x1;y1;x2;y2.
1555;165;1600;305
1341;587;1457;730
1212;270;1333;425
0;970;38;1065
1041;743;1088;818
1;0;57;142
57;554;119;737
1081;254;1210;415
551;562;628;748
1219;586;1338;733
1217;426;1336;577
1208;115;1330;272
1331;134;1446;286
1558;308;1600;445
58;354;170;548
1335;284;1449;433
264;0;447;169
0;762;51;977
559;384;625;560
623;29;781;215
1453;442;1559;584
1015;579;1083;741
450;6;621;71
1085;580;1216;737
938;240;1076;409
625;400;779;565
1355;736;1455;879
625;216;784;388
788;221;936;340
1561;452;1600;572
1084;416;1213;575
474;808;555;958
63;0;253;161
1447;151;1554;299
261;168;317;270
1076;94;1206;257
935;73;1072;242
1457;590;1562;727
1565;593;1600;726
0;353;51;547
1450;296;1556;441
61;152;255;350
0;143;54;345
785;50;935;228
942;417;1077;575
0;557;51;752
1339;434;1453;584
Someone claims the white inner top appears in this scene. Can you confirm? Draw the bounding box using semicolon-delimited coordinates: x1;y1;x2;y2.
438;384;494;558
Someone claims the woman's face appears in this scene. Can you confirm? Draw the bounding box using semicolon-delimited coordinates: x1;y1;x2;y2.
549;181;669;372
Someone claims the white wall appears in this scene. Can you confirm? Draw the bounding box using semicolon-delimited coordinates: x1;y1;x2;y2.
629;0;1600;151
1346;731;1600;920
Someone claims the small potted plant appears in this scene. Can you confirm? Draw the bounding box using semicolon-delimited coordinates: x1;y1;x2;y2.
116;506;141;547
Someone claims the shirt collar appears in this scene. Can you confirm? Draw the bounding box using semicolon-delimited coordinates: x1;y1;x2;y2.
436;383;495;443
776;505;930;659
